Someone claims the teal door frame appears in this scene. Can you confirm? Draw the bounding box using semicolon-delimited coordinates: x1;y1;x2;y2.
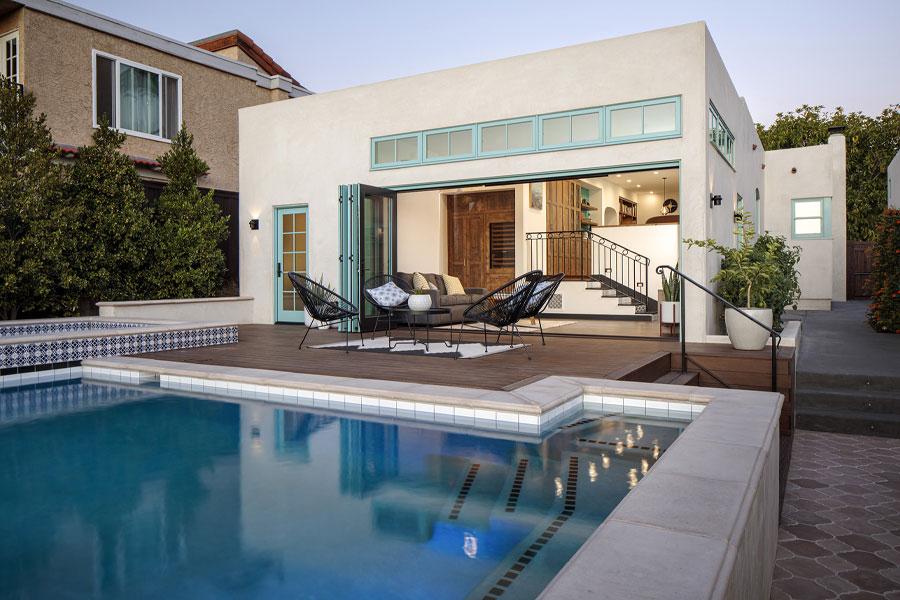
339;184;397;331
275;205;309;323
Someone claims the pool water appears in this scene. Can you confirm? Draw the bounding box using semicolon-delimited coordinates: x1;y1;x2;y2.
0;381;684;599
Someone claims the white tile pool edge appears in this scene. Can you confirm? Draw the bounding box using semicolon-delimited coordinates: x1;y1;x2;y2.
77;357;710;434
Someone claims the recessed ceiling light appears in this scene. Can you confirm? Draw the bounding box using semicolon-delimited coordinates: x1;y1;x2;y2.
653;171;659;175
637;184;641;188
616;174;622;178
626;179;632;183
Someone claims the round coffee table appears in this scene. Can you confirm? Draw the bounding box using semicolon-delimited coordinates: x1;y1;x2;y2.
390;307;453;350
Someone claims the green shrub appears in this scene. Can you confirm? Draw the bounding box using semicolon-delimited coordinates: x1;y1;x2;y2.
867;208;900;333
687;212;802;331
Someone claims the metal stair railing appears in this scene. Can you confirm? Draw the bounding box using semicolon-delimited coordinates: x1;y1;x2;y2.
526;230;655;313
655;264;782;392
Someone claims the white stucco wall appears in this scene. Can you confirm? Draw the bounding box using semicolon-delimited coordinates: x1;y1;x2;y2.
700;29;766;336
763;133;847;308
888;151;900;209
239;22;711;331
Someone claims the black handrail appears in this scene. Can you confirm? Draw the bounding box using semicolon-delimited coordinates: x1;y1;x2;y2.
655;264;781;392
526;230;656;313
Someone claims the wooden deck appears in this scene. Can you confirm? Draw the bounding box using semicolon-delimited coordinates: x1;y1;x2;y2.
137;325;794;397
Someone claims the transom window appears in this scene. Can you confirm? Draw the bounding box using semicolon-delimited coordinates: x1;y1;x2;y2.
93;51;181;141
708;102;735;165
479;119;534;154
541;110;601;147
371;96;681;169
425;127;473;161
373;134;419;166
792;197;831;239
1;31;18;83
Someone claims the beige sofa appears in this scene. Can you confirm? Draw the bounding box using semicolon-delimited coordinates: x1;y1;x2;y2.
395;272;487;325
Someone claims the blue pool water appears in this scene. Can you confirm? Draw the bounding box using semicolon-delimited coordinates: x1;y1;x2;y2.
0;381;684;599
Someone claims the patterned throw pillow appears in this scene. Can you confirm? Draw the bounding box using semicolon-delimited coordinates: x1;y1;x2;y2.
368;281;409;308
412;272;434;291
441;274;466;295
525;281;553;312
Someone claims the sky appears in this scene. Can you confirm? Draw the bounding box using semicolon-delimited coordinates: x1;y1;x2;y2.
74;0;899;125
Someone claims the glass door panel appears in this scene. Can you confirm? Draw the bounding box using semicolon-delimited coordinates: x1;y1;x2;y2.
276;206;308;323
339;184;397;331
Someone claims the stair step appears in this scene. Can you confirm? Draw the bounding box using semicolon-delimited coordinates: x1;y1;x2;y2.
796;407;900;438
795;388;900;414
654;371;700;386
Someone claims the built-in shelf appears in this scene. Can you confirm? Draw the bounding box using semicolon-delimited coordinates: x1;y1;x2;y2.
580;204;598;212
581;219;599;227
619;197;637;225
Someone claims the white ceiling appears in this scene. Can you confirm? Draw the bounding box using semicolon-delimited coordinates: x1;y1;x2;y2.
581;167;679;198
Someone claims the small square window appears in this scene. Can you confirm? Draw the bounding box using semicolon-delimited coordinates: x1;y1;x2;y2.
792;198;831;239
609;107;642;138
374;139;396;164
507;121;533;150
542;116;569;146
571;112;600;142
449;129;472;156
643;102;676;134
425;132;449;159
481;124;506;153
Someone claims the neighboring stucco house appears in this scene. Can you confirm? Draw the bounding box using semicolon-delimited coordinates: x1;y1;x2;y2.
237;22;846;342
0;0;309;292
889;150;900;209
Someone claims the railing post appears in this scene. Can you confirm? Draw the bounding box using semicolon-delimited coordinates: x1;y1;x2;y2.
680;272;686;374
771;332;777;392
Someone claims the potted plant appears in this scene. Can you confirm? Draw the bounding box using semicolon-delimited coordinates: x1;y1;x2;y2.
407;288;432;312
686;211;778;350
660;264;681;326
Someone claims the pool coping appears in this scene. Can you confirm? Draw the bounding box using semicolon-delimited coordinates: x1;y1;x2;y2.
80;356;713;433
77;356;782;599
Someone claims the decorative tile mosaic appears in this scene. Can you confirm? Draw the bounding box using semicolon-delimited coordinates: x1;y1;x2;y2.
0;326;238;369
0;320;151;338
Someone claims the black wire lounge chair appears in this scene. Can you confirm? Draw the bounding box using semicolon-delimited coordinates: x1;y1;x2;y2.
501;272;565;346
455;270;543;359
363;274;413;345
287;272;364;353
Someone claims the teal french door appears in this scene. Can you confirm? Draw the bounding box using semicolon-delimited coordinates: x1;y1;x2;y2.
339;184;397;331
275;206;309;323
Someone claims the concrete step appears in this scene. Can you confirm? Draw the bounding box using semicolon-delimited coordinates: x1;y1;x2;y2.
797;407;900;438
796;387;900;414
796;371;900;395
654;370;700;386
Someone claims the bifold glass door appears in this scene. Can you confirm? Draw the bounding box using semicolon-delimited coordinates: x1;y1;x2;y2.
339;184;397;331
275;206;308;323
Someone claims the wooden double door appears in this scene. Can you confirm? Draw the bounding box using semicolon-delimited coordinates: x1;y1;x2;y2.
447;190;515;291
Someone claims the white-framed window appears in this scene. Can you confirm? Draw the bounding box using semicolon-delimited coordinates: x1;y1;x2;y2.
93;50;181;142
791;197;832;239
1;31;18;83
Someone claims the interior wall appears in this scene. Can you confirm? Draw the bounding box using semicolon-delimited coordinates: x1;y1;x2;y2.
397;190;446;274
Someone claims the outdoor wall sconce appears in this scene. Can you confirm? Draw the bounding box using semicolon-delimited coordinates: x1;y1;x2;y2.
791;167;797;174
248;219;260;230
710;194;723;208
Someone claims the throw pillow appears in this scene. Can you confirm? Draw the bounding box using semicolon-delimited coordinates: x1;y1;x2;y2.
368;281;409;308
412;272;432;291
525;280;553;312
441;274;466;295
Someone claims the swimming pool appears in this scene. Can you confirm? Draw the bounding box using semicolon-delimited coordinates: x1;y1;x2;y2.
0;380;684;599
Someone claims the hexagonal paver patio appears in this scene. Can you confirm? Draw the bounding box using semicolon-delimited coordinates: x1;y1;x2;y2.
771;430;900;599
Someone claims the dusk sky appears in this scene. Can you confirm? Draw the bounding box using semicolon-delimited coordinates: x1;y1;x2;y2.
75;0;899;125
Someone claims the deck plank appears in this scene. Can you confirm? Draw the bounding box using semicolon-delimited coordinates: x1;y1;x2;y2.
135;325;794;394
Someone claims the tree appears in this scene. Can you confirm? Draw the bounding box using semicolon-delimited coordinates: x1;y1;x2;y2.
146;125;228;299
867;208;900;333
66;121;153;308
757;104;900;241
0;78;74;319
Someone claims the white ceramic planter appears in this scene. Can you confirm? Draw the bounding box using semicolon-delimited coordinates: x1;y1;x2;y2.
724;307;773;351
660;301;681;324
407;294;432;312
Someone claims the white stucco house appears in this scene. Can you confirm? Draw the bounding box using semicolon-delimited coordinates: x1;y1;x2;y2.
237;22;847;343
